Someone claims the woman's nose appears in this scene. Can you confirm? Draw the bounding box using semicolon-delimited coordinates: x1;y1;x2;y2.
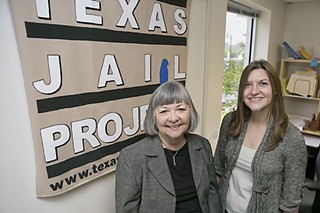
168;112;178;121
250;84;259;94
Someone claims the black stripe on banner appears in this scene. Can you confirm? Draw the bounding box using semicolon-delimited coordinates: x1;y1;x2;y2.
25;22;187;46
37;84;160;113
157;0;187;7
46;134;146;178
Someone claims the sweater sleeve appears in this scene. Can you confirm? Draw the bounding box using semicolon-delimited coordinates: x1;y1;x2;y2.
280;124;308;212
200;136;222;213
214;112;232;177
115;149;141;213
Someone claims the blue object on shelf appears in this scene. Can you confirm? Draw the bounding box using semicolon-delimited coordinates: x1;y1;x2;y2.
283;41;300;59
311;59;318;67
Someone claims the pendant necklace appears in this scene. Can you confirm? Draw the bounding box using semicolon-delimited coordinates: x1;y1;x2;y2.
162;142;181;166
168;149;179;166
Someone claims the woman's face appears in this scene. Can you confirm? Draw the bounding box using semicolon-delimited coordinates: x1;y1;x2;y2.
155;102;190;143
243;68;273;113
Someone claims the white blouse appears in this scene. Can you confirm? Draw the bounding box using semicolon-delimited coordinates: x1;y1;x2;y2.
226;145;256;213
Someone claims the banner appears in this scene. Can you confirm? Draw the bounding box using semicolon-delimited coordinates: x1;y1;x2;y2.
9;0;190;197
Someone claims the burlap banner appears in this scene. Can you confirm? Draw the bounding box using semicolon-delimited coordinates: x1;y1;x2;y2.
9;0;190;197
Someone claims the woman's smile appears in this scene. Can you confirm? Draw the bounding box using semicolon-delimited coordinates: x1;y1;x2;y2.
155;102;190;146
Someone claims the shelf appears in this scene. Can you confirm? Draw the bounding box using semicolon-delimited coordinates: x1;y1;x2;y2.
281;59;320;137
302;129;320;137
282;59;320;64
283;94;320;101
288;114;320;137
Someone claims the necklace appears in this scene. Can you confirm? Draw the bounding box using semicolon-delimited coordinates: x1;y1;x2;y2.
167;149;179;166
162;142;183;166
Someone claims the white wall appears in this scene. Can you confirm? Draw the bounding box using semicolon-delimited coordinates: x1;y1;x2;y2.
0;0;288;212
186;0;227;148
241;0;287;67
0;0;115;212
284;2;320;58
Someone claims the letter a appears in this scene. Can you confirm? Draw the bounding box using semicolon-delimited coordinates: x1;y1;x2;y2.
98;55;123;88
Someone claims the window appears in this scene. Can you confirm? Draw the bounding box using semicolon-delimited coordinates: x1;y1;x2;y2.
222;0;259;117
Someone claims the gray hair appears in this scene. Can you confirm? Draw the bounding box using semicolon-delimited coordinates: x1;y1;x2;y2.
143;81;199;135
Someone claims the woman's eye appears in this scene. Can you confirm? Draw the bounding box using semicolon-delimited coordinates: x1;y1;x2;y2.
159;110;167;114
259;81;268;86
178;108;186;111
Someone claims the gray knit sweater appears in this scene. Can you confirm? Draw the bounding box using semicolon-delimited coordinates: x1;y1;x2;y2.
214;112;308;213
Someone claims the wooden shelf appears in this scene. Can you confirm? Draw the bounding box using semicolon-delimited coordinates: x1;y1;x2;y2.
280;58;320;114
302;129;320;137
281;59;320;64
279;58;319;80
288;114;320;138
283;94;320;101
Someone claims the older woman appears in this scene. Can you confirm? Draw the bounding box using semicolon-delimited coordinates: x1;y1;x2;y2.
115;81;221;213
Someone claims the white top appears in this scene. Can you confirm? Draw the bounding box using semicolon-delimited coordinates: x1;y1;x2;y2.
226;145;256;213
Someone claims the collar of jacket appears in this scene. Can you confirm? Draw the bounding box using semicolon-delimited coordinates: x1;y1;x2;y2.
143;134;205;195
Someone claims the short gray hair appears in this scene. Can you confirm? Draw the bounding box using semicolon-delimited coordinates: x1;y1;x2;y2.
143;81;199;135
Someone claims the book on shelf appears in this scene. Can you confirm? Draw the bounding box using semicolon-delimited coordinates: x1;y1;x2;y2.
282;41;300;59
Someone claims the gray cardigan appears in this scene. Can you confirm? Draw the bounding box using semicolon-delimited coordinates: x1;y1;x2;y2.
115;133;221;213
214;112;308;213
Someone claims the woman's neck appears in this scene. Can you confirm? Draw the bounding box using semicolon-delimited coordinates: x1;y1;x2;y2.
160;135;186;151
250;110;270;125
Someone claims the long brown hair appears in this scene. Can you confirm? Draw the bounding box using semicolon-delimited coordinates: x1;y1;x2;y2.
228;59;288;151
